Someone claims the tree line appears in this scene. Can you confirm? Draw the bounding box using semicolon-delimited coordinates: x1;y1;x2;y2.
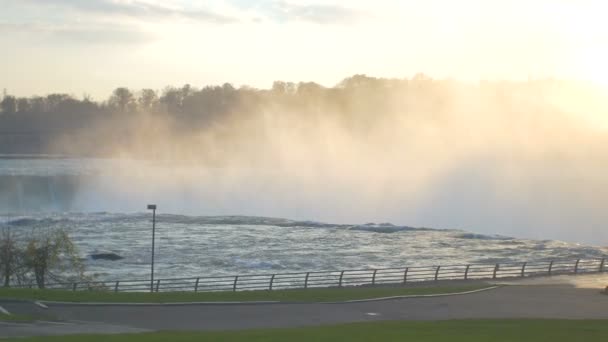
0;74;588;157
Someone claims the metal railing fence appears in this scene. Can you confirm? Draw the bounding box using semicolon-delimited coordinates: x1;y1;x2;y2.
12;257;606;293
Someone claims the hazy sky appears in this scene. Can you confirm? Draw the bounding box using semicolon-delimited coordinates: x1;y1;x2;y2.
1;0;607;98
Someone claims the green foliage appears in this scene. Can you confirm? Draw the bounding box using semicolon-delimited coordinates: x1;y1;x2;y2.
1;227;86;289
23;228;85;289
0;313;38;322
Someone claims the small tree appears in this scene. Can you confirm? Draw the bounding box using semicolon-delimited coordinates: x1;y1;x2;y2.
0;227;19;287
24;228;84;289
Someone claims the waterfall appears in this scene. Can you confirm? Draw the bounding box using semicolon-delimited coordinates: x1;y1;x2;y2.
48;177;57;210
15;178;24;214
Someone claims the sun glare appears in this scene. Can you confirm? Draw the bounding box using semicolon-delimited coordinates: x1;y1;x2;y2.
579;47;608;88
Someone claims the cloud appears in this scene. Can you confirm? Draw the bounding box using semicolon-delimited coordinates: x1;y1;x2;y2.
7;0;361;27
226;0;364;24
52;26;156;45
0;21;156;45
1;0;225;46
273;1;363;24
16;0;237;24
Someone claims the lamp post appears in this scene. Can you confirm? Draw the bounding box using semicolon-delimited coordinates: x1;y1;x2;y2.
147;204;157;293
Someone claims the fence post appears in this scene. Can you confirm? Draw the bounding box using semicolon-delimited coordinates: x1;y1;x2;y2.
464;265;470;280
403;268;409;285
269;274;276;291
434;266;441;281
548;261;553;275
114;281;119;293
521;262;527;277
371;270;378;286
155;279;161;292
194;277;200;292
493;264;499;279
72;282;77;291
600;258;605;273
233;276;239;292
304;272;310;289
574;259;580;274
338;271;345;287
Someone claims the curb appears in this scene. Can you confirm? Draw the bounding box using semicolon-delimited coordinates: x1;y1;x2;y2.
34;301;48;309
0;305;10;315
322;285;501;304
36;285;501;307
38;300;281;307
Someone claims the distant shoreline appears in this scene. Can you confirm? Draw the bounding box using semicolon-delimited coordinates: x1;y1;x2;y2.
0;154;71;160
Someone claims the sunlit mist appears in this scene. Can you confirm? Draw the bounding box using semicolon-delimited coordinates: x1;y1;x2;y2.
1;1;608;246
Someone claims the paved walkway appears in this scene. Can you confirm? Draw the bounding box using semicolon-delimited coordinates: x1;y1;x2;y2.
42;285;608;330
1;277;607;338
0;320;148;339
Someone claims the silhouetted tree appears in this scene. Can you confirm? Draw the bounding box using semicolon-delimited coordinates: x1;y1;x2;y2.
160;86;184;115
16;98;31;114
0;75;591;157
109;87;136;113
138;89;159;112
272;81;297;95
45;94;72;112
0;95;16;115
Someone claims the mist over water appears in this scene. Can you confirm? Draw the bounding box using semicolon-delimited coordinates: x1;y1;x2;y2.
1;79;608;246
4;0;608;286
0;149;607;247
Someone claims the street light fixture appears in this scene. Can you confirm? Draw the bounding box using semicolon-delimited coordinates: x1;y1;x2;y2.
147;204;157;293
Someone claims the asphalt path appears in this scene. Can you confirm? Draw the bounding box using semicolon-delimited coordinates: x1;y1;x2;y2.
2;282;607;338
0;320;148;339
44;285;608;329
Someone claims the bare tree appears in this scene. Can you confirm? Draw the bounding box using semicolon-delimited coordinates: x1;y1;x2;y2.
0;227;18;287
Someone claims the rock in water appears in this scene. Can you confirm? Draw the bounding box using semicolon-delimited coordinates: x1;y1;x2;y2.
90;253;123;261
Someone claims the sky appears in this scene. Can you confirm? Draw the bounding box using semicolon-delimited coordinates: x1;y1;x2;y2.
1;0;607;99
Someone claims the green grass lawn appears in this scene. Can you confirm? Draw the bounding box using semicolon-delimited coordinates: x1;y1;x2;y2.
0;284;490;303
6;320;608;342
0;313;37;322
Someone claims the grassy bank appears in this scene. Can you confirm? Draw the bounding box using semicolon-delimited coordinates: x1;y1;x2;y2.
0;313;38;322
0;284;490;303
6;320;608;341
